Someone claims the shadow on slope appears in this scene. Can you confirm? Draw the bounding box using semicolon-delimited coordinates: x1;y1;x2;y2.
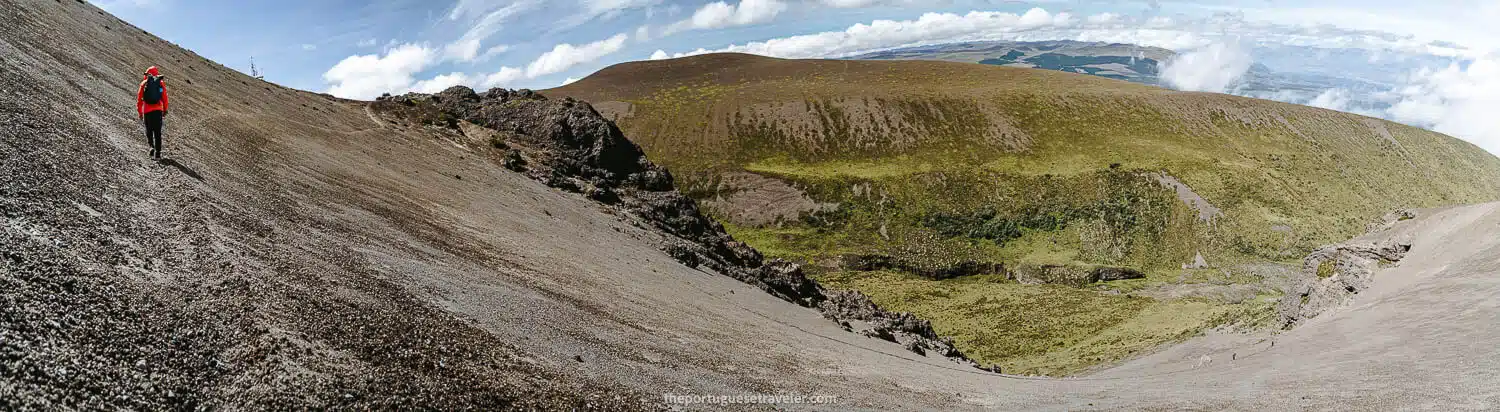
157;157;203;181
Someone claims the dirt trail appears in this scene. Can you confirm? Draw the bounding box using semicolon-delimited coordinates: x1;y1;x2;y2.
364;103;386;130
4;1;1500;410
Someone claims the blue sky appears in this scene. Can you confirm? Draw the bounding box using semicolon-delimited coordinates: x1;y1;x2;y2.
95;0;1030;93
95;0;1498;152
93;0;1494;95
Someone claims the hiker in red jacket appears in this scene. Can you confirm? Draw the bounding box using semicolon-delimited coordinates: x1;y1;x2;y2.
136;66;169;159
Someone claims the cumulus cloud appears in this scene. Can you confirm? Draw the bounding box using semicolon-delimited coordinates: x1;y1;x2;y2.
656;8;1078;59
1159;43;1254;93
664;0;787;35
526;33;629;78
444;39;483;62
324;30;633;99
818;0;946;7
408;66;530;92
1307;88;1354;112
323;43;437;100
1281;88;1383;118
482;67;527;88
1387;56;1500;153
412;72;475;93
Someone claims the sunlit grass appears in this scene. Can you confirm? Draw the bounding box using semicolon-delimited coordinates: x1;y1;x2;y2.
815;270;1247;376
745;155;941;179
554;55;1500;374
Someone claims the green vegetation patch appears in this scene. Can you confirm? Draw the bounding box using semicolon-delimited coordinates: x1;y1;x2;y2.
1316;259;1336;278
553;56;1500;375
817;270;1241;376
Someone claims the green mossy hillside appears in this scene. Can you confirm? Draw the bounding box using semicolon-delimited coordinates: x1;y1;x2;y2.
551;53;1500;375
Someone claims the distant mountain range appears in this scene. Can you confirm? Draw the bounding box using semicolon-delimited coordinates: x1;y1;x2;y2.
851;41;1174;84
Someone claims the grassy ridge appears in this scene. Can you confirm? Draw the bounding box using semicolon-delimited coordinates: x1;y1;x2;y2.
551;53;1500;374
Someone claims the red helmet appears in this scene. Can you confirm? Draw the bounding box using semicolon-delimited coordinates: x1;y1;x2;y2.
145;66;160;76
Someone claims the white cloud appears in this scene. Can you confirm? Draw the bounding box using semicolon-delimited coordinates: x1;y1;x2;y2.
574;0;662;24
410;67;528;94
481;67;527;88
544;0;663;35
445;0;538;63
1284;88;1383;118
413;72;476;93
301;44;317;51
1387;56;1500;154
445;39;483;62
560;77;581;86
525;33;629;78
1237;4;1494;58
1087;13;1121;25
323;43;437;100
324;30;630;98
664;0;787;35
1159;43;1254;93
357;38;379;47
650;49;670;60
1307;88;1354;112
656;8;1080;59
817;0;944;8
483;44;512;58
649;5;1494;64
449;0;523;20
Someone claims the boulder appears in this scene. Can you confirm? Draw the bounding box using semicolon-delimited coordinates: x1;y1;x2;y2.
1277;241;1411;328
1091;266;1146;282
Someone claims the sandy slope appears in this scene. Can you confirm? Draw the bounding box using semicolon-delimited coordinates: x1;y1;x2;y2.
4;0;1500;410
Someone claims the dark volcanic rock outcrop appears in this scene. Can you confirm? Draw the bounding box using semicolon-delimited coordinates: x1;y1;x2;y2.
840;253;1005;280
819;291;967;360
374;87;978;365
1277;241;1411;328
1010;264;1146;286
392;87;781;301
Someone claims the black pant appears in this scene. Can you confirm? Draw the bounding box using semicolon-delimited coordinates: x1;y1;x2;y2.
144;110;163;158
